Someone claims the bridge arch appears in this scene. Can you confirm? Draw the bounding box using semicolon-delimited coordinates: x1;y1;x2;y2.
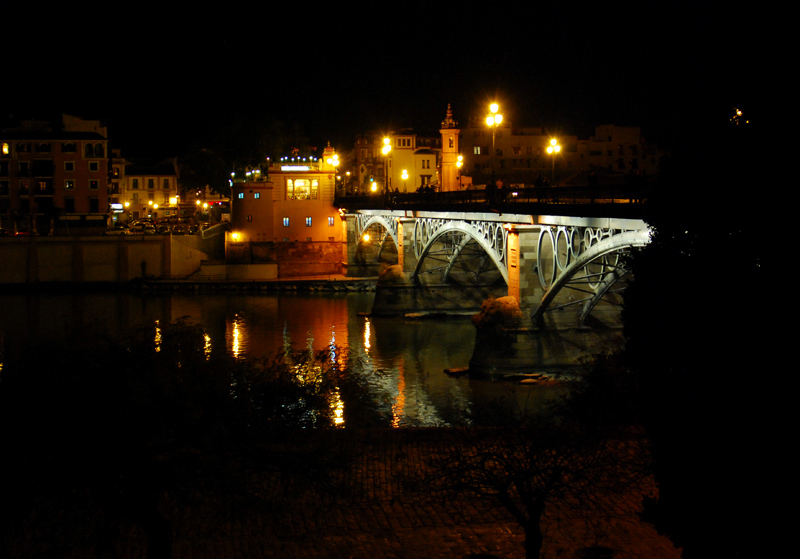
532;228;650;323
356;214;399;262
411;218;508;284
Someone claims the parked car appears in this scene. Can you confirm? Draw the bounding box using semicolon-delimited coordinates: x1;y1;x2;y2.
130;222;156;234
105;225;130;235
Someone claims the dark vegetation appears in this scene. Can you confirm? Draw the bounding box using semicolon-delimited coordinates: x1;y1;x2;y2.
0;321;382;558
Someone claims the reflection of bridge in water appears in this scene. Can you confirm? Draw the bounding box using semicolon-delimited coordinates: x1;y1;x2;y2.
337;186;651;375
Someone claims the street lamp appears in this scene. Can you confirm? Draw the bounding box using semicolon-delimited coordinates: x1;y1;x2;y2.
546;138;561;184
326;153;340;193
456;155;463;189
485;103;503;184
401;169;408;192
381;137;392;193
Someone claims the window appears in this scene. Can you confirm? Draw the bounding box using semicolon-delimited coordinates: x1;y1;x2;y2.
89;161;99;172
62;142;76;153
328;216;335;226
20;180;29;193
237;192;244;199
305;217;312;227
287;179;318;200
64;198;75;212
36;143;51;153
283;217;289;227
246;215;253;222
85;144;94;158
65;179;75;190
95;144;104;158
1;142;8;156
65;161;75;172
0;162;7;176
89;180;99;189
254;192;260;199
162;178;169;189
0;180;8;194
474;146;482;155
16;143;29;153
148;179;154;189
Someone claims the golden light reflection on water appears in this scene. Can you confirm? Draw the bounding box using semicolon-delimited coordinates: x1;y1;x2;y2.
228;315;246;359
154;320;162;352
364;319;371;353
204;333;212;360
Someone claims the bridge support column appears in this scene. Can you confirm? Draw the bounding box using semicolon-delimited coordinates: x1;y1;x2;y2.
507;225;544;315
343;215;362;277
400;217;418;276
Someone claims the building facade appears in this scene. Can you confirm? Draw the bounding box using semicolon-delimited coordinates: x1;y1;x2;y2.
459;117;664;185
228;145;344;276
1;114;109;234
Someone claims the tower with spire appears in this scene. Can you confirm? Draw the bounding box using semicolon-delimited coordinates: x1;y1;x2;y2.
439;104;461;192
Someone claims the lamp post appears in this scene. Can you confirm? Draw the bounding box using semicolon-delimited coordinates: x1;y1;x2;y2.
401;169;408;193
456;155;463;189
546;138;561;184
485;103;503;185
381;137;392;194
326;153;340;194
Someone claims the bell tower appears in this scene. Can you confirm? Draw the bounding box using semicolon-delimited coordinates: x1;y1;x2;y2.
439;104;461;192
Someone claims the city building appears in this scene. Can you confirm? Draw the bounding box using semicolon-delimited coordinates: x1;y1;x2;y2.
353;128;441;194
1;114;109;234
228;144;344;276
459;114;664;185
117;159;180;222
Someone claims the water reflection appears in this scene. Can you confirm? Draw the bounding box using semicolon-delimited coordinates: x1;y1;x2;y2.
0;291;558;427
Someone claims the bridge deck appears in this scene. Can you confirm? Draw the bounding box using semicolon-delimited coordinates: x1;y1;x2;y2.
335;185;649;220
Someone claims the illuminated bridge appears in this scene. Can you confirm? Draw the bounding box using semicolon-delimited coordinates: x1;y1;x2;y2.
336;184;651;328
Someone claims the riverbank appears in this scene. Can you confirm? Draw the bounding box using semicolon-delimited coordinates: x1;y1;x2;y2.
0;274;379;294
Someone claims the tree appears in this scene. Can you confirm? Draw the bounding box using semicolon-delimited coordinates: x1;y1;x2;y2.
622;114;775;558
427;420;653;559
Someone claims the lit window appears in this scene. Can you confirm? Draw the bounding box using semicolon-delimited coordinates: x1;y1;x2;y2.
246;215;253;222
89;180;99;189
254;192;260;199
1;142;8;156
328;216;334;226
305;217;312;227
237;192;244;199
474;146;482;155
283;217;289;227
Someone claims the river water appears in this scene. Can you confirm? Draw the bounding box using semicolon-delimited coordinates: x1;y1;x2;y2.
0;290;562;427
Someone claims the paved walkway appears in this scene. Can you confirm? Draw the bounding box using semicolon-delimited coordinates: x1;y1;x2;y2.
169;430;680;559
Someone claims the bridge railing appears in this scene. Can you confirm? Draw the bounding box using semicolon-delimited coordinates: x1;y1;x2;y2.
335;184;650;215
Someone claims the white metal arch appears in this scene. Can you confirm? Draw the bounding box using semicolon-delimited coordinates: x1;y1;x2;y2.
411;219;508;284
356;215;399;252
532;229;651;322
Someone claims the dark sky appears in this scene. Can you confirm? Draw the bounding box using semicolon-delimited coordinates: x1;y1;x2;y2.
4;3;759;159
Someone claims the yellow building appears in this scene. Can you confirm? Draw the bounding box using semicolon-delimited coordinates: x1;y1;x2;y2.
228;145;345;276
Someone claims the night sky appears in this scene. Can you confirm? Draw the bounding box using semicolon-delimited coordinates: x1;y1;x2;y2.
4;3;759;159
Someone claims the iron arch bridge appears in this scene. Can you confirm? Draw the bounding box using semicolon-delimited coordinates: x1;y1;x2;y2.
350;209;650;323
411;218;508;284
532;226;651;323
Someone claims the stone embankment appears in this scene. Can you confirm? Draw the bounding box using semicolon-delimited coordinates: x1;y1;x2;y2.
136;274;378;293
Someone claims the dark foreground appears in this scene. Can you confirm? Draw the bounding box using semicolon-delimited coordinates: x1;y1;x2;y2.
6;429;679;559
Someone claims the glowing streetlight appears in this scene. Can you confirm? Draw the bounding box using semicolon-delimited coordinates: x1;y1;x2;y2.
485;103;503;183
326;153;340;193
401;169;408;192
546;138;561;184
381;137;392;193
